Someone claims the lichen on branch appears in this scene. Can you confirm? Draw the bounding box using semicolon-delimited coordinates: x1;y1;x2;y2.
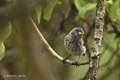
88;0;106;80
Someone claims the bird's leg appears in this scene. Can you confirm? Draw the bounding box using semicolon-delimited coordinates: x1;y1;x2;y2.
62;54;72;63
90;54;101;60
77;55;81;63
72;55;81;66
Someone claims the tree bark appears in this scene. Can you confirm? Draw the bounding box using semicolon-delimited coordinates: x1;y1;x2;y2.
88;0;106;80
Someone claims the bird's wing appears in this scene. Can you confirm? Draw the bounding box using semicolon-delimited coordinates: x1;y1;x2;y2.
64;35;70;41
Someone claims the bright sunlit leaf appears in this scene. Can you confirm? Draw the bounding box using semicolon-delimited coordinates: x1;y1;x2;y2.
0;42;5;60
35;4;42;24
0;22;12;60
74;0;82;11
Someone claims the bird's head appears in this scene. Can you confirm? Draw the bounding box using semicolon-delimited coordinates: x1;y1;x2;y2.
70;27;84;39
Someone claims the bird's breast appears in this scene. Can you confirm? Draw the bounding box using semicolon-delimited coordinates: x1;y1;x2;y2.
64;39;82;55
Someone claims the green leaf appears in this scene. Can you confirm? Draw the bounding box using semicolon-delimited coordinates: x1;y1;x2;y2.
0;22;12;41
106;0;113;4
0;41;5;60
74;0;82;11
74;0;86;15
109;0;119;21
74;0;85;8
0;22;12;60
116;8;120;20
35;4;42;24
75;3;96;19
43;0;58;21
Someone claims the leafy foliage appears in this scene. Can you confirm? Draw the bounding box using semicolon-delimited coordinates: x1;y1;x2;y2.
43;0;58;21
74;0;96;19
35;4;42;24
0;22;11;60
109;0;119;21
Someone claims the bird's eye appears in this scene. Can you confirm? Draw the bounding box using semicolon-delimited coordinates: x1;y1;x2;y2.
76;30;79;32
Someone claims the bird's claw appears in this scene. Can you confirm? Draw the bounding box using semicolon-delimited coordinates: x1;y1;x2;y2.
62;58;67;63
72;61;80;67
62;54;72;63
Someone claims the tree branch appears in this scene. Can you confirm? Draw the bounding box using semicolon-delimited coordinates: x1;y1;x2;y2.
29;18;89;66
88;0;106;80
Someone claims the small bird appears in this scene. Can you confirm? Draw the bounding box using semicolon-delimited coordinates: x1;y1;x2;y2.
63;27;86;65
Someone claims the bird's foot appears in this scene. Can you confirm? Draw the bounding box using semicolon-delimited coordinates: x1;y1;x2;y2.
62;58;67;63
62;54;72;63
72;61;80;67
90;54;101;60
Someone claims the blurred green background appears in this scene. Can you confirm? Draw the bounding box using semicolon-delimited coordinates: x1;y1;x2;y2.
0;0;120;80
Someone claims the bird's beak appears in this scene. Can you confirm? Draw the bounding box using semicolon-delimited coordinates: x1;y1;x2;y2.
78;32;84;35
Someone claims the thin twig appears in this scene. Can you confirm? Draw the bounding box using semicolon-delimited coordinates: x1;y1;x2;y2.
29;18;89;66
